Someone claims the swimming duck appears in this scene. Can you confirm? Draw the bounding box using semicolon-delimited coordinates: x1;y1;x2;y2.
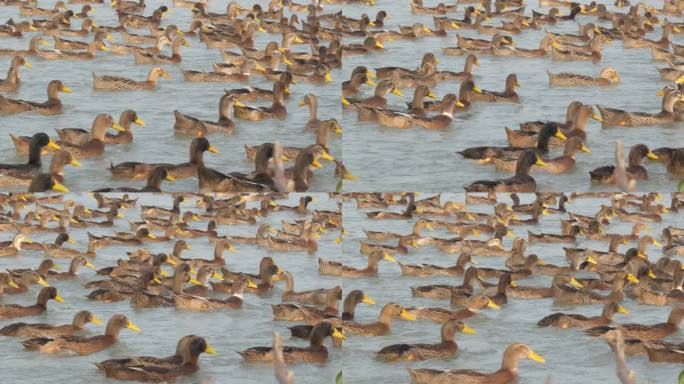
412;94;462;130
548;67;620;86
240;322;343;364
174;94;240;135
0;36;48;57
134;37;190;64
0;55;31;92
274;286;343;322
57;114;125;158
46;256;95;279
464;150;547;192
175;276;250;310
597;89;684;126
318;250;396;277
279;271;338;305
0;79;70;115
0;286;63;320
399;253;472;277
377;319;475;362
0;234;32;256
407;342;544;384
470;73;520;102
508;273;584;299
92;67;170;90
538;302;628;329
0;310;99;338
234;81;287;121
590;144;658;183
586;306;684;341
96;335;215;382
55;110;144;145
22;314;140;355
28;174;70;193
322;302;415;336
37;40;108;61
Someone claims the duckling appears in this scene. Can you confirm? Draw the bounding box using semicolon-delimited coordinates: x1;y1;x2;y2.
590;144;658;183
465;150;547;192
377;319;475;361
0;310;100;337
407;342;545;384
318;250;396;277
96;335;215;382
538;302;628;329
586;306;684;341
0;79;71;115
470;73;520;102
92;67;170;91
598;90;684;127
57;114;125;158
234;81;287;121
22;314;140;355
240;322;343;364
0;56;31;92
548;67;620;86
174;94;239;135
0;287;63;320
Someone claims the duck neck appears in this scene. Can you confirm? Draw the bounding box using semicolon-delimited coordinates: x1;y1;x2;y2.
69;258;81;274
28;141;43;167
190;145;205;167
213;241;225;262
500;350;521;373
307;97;317;120
378;305;395;326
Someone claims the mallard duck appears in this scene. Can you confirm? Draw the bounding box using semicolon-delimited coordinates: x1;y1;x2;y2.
407;343;545;384
470;73;520;102
96;335;215;382
597;90;684;127
460;123;567;160
240;322;343;364
22;314;140;355
399;253;473;277
92;67;170;90
411;94;463;130
0;287;63;320
134;37;189;64
590;144;658;183
0;55;31;92
538;302;628;329
0;310;100;337
0;79;70;115
57;114;125;158
464;150;547;192
37;40;108;61
0;133;61;185
55;110;144;145
174;94;240;135
586;306;684;341
377;319;475;362
234;81;287;121
28;174;70;193
322;302;415;336
318;250;396;277
342;66;375;97
548;67;620;86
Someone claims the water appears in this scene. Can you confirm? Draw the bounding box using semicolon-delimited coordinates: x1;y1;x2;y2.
0;192;679;383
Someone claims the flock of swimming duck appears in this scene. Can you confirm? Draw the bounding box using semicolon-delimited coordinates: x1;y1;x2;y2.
2;0;684;191
0;191;681;383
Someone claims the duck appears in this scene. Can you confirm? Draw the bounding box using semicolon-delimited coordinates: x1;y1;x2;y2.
37;40;108;61
28;174;71;193
551;35;603;63
0;310;100;337
318;250;396;277
57;114;125;158
0;55;31;92
590;144;658;183
174;277;250;310
411;267;480;300
234;81;287;121
279;271;339;305
46;256;95;279
344;80;401;113
22;314;140;355
407;343;545;384
585;306;684;341
96;335;215;382
597;90;684;127
0;133;61;185
470;73;520;102
377;319;476;361
538;302;629;329
55;110;144;145
240;322;343;364
399;253;473;277
506;104;596;149
508;273;584;299
0;79;71;115
0;286;63;320
174;94;240;135
460;123;567;161
412;94;463;130
134;37;190;64
322;302;416;336
0;36;49;57
92;67;171;90
548;67;620;86
464;150;547;192
274;287;344;322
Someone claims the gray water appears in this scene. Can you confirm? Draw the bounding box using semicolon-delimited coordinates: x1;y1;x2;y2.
0;192;679;383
